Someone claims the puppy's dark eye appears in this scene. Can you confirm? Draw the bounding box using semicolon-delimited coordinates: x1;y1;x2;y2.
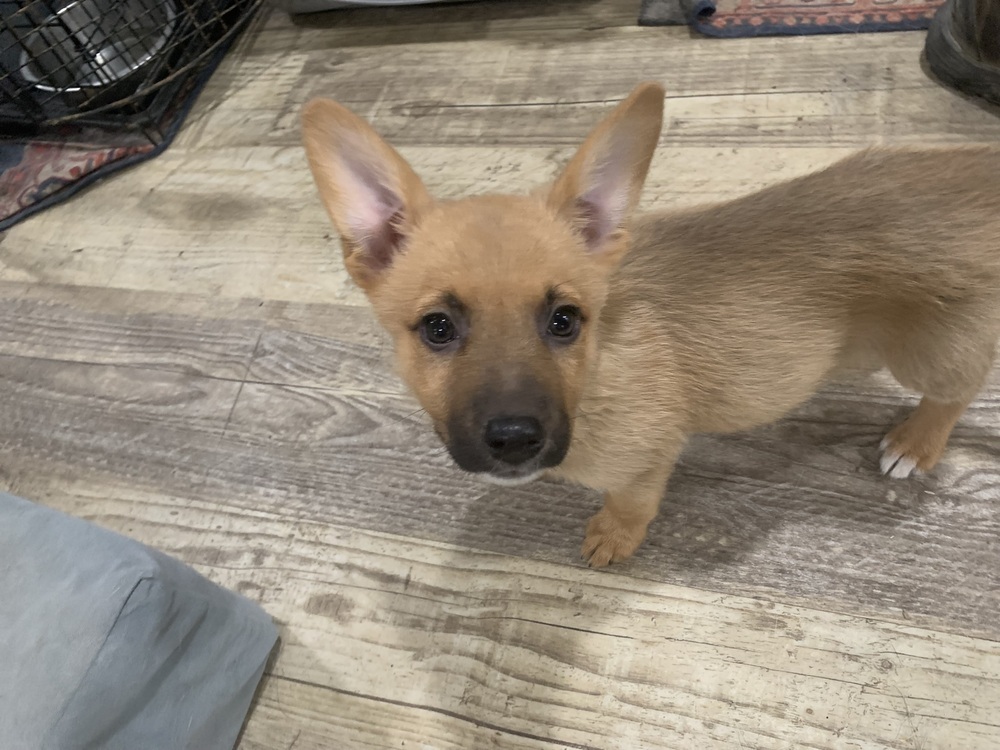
546;305;581;341
420;312;457;348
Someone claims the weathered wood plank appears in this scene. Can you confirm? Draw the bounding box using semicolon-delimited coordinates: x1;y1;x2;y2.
0;354;240;443
2;2;999;744
0;282;261;379
213;11;1000;149
0;145;860;305
17;490;1000;750
6;7;1000;304
300;68;1000;149
240;675;572;750
0;280;391;385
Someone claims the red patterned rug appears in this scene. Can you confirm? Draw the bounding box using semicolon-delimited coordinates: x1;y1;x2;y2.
0;136;155;231
639;0;946;36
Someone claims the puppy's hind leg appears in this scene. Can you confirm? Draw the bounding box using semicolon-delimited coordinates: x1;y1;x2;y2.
880;313;997;478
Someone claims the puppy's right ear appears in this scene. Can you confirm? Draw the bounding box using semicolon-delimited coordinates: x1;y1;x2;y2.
302;99;432;291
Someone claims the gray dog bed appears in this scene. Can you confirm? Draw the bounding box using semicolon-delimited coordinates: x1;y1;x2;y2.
0;492;278;750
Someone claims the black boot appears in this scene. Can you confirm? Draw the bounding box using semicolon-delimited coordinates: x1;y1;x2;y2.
925;0;1000;105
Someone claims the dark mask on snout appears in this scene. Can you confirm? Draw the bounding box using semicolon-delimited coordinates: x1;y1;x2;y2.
445;372;571;482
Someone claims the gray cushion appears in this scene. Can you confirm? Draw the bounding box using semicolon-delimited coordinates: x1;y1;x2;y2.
0;492;278;750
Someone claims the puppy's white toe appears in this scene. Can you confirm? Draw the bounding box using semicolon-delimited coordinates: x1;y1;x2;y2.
888;455;917;479
879;449;900;475
879;436;890;452
880;445;918;479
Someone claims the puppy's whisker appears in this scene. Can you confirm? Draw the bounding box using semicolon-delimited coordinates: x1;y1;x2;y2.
385;406;428;424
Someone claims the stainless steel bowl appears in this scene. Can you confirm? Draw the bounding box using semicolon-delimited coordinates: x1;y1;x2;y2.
18;0;178;104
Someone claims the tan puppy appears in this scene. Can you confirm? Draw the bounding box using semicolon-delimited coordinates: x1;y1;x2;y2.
302;83;1000;567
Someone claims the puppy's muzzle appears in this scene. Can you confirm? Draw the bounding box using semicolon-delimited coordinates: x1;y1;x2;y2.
444;376;570;480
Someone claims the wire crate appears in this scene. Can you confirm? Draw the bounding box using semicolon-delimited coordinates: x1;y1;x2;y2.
0;0;261;141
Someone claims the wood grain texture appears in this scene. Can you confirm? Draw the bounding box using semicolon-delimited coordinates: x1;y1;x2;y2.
1;282;997;646
18;487;1000;750
4;4;1000;305
0;143;862;306
2;0;999;745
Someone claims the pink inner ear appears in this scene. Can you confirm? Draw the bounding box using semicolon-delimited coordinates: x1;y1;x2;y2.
576;163;630;251
574;198;608;248
364;208;405;270
339;150;407;270
572;130;634;252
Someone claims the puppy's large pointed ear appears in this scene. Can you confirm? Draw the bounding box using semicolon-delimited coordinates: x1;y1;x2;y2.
547;83;664;262
302;99;433;291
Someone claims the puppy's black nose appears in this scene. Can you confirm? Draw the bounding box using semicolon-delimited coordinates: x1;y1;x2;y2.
484;416;545;464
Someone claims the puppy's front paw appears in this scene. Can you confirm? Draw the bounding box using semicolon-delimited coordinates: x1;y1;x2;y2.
880;421;943;479
581;509;645;568
879;398;966;479
879;435;921;479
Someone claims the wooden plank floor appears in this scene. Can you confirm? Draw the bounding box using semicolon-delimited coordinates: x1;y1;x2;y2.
2;1;1000;747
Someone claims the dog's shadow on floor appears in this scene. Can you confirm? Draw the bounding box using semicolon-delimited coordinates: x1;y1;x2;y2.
647;402;932;574
437;374;1000;630
454;382;957;578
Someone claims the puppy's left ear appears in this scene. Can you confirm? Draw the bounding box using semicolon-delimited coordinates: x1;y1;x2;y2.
547;83;664;264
